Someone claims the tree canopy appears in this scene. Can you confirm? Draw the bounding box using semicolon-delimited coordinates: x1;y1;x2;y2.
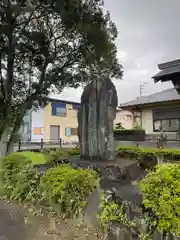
0;0;122;154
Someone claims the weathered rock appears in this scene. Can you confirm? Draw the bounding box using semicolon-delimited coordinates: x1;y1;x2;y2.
78;78;118;161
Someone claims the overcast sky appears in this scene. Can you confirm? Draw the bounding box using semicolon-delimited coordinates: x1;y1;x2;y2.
56;0;180;104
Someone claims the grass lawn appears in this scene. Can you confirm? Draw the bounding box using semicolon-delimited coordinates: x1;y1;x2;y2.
14;151;49;165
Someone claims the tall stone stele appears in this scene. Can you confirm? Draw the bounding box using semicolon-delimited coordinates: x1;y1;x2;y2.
78;78;118;161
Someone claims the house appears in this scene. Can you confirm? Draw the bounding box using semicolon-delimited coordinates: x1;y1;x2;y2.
20;99;80;142
119;88;180;138
114;108;133;129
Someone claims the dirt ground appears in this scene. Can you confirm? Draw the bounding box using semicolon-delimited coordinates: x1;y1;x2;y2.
0;200;104;240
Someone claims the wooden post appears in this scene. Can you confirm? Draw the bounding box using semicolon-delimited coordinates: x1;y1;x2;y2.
18;139;21;151
40;138;43;149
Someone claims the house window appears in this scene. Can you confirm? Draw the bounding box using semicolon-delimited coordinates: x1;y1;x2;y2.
65;128;71;136
153;119;180;132
65;127;78;136
51;103;67;116
33;127;43;135
56;107;66;116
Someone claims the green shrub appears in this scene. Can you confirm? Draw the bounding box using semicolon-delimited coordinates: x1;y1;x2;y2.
114;128;145;134
47;148;80;165
2;153;41;202
117;146;180;168
139;163;180;236
67;147;80;156
40;164;100;217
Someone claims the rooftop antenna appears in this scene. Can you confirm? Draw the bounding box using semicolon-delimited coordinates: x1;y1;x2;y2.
140;81;148;97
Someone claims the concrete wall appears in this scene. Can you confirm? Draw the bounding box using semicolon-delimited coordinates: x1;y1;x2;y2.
114;110;133;129
44;102;79;142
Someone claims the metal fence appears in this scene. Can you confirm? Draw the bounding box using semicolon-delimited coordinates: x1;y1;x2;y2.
14;138;79;152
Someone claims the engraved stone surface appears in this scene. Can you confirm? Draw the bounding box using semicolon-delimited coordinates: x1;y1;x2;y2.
78;78;118;161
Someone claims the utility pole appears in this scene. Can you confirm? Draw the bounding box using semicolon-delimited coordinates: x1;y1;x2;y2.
139;81;148;129
140;82;148;97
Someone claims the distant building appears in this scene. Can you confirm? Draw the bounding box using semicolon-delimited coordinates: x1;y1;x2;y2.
120;88;180;138
20;99;80;142
114;108;133;129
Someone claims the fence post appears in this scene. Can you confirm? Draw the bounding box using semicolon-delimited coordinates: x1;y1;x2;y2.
40;138;43;149
18;139;21;151
59;138;62;147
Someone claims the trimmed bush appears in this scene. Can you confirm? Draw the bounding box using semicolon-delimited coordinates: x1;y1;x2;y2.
2;153;41;202
139;163;180;236
114;128;145;141
40;164;100;217
117;146;180;168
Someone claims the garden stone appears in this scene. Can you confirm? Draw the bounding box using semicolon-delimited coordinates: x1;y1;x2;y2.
84;187;101;228
78;78;118;161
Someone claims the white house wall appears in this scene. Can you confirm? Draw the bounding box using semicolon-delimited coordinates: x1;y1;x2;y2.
31;108;45;142
141;109;153;134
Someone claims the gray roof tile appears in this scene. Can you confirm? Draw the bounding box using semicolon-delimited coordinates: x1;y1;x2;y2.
152;65;180;80
120;88;180;108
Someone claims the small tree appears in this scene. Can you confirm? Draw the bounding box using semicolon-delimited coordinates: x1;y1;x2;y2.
0;0;122;155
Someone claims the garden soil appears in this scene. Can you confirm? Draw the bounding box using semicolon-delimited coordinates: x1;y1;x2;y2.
0;200;103;240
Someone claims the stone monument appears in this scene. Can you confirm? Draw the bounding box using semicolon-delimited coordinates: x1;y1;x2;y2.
78;78;118;161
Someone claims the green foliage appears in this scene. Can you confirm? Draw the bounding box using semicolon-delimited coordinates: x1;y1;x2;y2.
99;191;151;240
115;122;125;129
46;148;80;164
40;164;100;218
114;128;145;134
2;153;41;202
117;146;180;168
139;163;180;236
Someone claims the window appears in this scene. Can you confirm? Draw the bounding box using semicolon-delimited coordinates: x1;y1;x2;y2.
71;128;78;136
33;127;43;135
153;119;180;132
56;107;66;116
65;127;78;136
51;103;67;116
65;128;71;136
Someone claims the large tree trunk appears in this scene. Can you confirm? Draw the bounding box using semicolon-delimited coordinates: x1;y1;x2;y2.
0;129;9;157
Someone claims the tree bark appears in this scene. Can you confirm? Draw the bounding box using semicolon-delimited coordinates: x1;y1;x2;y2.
0;129;9;157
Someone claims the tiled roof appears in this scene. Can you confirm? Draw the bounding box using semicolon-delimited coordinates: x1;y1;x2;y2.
47;98;80;105
152;59;180;81
120;88;180;108
153;65;180;80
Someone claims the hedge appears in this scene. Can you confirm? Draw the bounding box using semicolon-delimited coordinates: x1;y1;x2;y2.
117;146;180;168
114;129;146;141
114;128;145;134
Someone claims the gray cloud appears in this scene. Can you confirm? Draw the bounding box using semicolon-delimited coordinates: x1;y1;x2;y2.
56;0;180;103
